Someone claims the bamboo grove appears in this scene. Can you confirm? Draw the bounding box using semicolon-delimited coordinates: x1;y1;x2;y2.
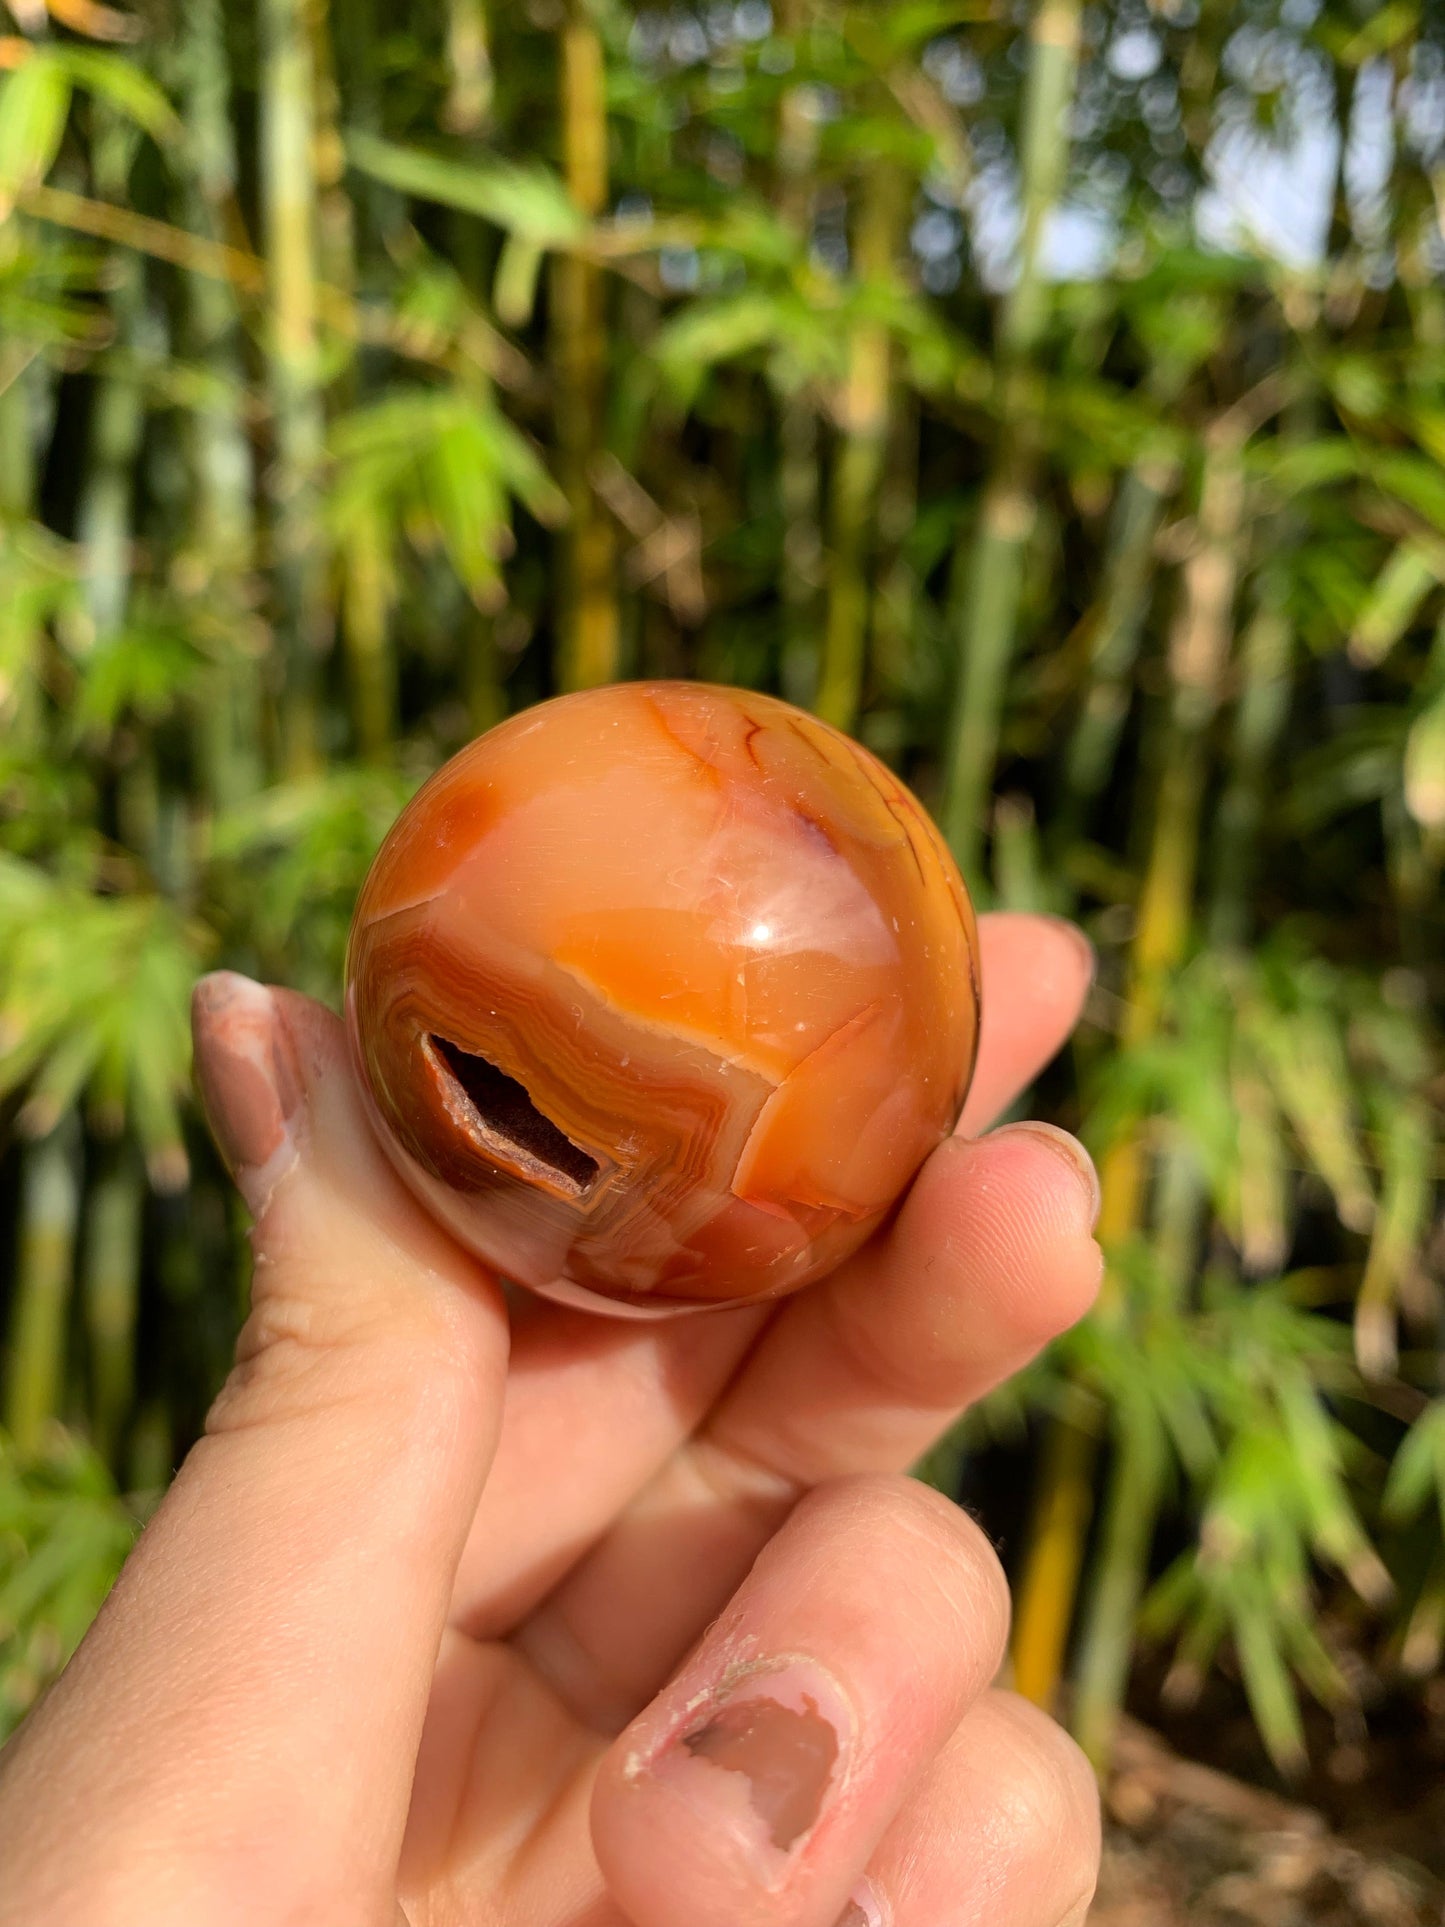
0;0;1442;1783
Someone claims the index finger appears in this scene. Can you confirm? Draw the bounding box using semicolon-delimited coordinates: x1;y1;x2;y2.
0;977;509;1924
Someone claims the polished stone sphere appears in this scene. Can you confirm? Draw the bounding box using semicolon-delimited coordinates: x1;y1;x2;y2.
345;682;980;1314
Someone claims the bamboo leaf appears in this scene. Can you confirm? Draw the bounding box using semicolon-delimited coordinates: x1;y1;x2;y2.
1348;540;1440;668
1404;685;1445;828
344;132;583;247
1355;1099;1433;1378
0;56;72;215
1233;1597;1308;1778
1245;1004;1375;1234
54;48;180;145
1383;1402;1445;1534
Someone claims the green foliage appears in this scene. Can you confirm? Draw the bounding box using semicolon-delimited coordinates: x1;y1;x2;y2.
0;0;1441;1773
0;1428;146;1735
0;855;207;1188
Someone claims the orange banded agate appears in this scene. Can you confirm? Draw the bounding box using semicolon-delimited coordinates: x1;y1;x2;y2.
345;682;980;1313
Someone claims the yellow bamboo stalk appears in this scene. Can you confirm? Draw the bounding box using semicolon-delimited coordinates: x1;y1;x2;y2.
553;0;618;690
443;0;493;135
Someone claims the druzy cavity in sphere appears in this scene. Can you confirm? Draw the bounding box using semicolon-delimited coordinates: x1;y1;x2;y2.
345;682;980;1314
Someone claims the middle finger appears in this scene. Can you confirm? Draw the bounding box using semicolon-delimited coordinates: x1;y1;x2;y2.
450;911;1091;1644
514;1123;1101;1728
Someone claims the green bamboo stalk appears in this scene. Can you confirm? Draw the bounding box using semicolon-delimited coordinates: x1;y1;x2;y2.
309;0;355;301
1057;454;1177;839
179;0;263;809
1071;1132;1200;1764
870;389;920;695
261;0;329;773
1205;385;1318;946
78;117;146;646
464;602;504;736
815;161;904;733
337;0;402;248
776;0;822;706
339;496;397;758
318;0;394;758
1070;1403;1167;1764
0;356;38;519
779;396;823;703
553;0;618;691
1014;423;1247;1745
1208;578;1293;949
940;0;1082;874
4;1118;82;1455
82;1146;143;1466
82;111;167;876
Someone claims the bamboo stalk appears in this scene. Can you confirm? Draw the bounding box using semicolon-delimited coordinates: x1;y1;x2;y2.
0;351;44;748
0;354;37;518
1010;1386;1102;1706
1012;423;1247;1751
939;0;1082;874
1057;454;1178;840
77;118;145;646
870;389;921;696
82;1146;142;1466
1071;1131;1201;1762
1201;378;1312;947
779;395;823;702
775;0;822;705
82;110;168;875
815;161;904;733
317;0;394;756
1208;578;1293;948
310;0;353;299
553;0;618;691
179;0;263;809
1068;1399;1167;1761
261;0;329;773
464;600;504;735
339;497;396;759
444;0;493;136
4;1118;82;1455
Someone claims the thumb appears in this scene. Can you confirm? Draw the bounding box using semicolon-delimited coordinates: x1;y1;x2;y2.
0;973;508;1927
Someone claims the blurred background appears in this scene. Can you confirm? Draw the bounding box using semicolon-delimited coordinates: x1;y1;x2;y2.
0;0;1442;1915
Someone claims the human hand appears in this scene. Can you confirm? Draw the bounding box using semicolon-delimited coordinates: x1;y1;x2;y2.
0;912;1103;1927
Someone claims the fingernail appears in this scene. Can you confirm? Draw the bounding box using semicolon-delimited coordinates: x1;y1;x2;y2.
1040;914;1097;988
835;1879;889;1927
1006;1122;1101;1230
192;972;303;1211
644;1660;852;1884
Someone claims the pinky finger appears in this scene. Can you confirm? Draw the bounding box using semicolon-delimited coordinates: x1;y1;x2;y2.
856;1690;1099;1927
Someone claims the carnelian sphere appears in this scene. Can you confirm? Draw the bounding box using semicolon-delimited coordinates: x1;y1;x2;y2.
345;682;981;1315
